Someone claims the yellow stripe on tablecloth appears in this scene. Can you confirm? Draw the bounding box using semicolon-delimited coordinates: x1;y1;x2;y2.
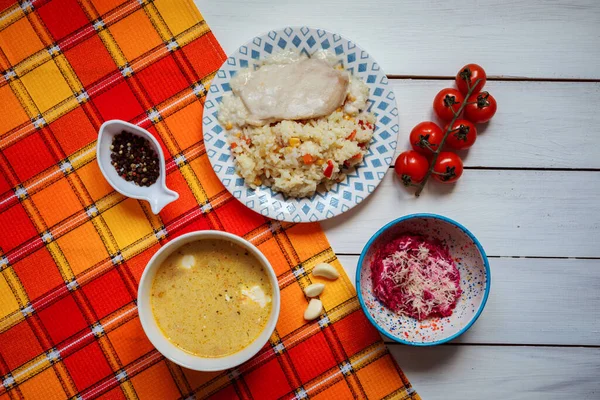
119;381;137;400
93;192;127;217
119;234;159;261
12;48;52;78
2;267;29;309
0;272;21;329
143;2;174;42
350;342;389;370
20;197;47;233
42;97;80;127
91;208;123;258
53;54;84;94
69;143;97;170
139;201;164;232
171;20;211;48
53;361;78;398
27;9;54;46
8;352;52;386
68;169;94;207
78;0;102;21
190;373;233;399
0;312;23;334
153;0;204;38
46;241;75;282
97;29;128;68
0;4;25;31
150;121;179;159
97;335;124;372
8;14;55;78
165;361;192;397
180;163;209;205
8;79;39;118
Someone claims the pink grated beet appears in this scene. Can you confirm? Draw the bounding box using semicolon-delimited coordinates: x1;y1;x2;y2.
371;234;462;321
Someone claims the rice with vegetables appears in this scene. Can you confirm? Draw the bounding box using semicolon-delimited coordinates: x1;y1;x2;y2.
217;50;375;198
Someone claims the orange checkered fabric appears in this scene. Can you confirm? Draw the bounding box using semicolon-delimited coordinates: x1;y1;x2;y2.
0;0;419;399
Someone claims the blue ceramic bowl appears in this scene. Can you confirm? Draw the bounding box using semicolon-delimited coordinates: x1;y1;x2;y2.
356;213;490;345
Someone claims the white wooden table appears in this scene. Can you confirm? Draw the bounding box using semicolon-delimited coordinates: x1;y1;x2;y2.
197;1;600;398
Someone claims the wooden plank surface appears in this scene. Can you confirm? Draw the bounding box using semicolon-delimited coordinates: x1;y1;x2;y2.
338;256;600;346
390;345;600;400
197;0;600;79
391;80;600;169
322;170;600;258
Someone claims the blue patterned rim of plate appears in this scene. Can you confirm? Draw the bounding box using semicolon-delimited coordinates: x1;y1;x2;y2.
356;214;491;346
202;26;399;222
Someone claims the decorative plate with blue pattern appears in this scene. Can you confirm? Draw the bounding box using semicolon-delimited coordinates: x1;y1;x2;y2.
203;27;399;222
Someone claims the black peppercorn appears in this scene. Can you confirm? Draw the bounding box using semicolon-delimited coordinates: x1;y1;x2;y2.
110;131;160;186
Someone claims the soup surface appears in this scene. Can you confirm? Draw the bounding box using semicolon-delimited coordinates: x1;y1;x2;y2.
151;239;272;357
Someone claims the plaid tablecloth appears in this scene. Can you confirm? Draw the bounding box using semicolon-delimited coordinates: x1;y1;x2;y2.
0;0;419;398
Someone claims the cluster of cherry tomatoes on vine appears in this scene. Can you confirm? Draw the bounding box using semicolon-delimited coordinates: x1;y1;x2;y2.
395;64;497;191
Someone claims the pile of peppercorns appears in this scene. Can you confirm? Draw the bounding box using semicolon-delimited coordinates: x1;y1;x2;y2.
110;131;159;186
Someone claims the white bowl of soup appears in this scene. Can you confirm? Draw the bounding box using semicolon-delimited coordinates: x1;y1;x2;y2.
137;231;280;371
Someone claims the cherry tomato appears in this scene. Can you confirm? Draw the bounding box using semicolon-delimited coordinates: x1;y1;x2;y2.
394;151;429;185
456;64;487;95
433;152;463;183
444;119;477;150
409;121;444;156
464;91;497;123
433;88;464;121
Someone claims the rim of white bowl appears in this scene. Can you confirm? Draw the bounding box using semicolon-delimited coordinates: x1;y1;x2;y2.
137;230;281;370
355;213;491;346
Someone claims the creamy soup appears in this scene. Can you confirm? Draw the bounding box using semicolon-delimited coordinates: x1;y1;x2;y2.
151;239;272;357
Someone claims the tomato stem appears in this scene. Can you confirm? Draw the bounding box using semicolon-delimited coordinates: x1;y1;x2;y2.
415;134;438;153
460;67;472;92
422;141;437;153
414;78;482;196
401;174;421;187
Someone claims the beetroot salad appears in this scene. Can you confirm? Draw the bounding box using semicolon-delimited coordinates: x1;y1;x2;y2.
371;234;462;320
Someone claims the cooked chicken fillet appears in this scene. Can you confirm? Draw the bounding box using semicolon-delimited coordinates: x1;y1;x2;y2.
231;59;349;125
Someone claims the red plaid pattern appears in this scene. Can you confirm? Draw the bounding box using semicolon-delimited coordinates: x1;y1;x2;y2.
0;0;419;399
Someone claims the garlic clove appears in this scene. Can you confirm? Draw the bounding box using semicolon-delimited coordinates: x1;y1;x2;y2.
304;299;323;321
312;263;339;280
304;283;325;298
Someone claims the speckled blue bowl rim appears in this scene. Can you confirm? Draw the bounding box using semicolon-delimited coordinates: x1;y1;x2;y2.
355;213;491;346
